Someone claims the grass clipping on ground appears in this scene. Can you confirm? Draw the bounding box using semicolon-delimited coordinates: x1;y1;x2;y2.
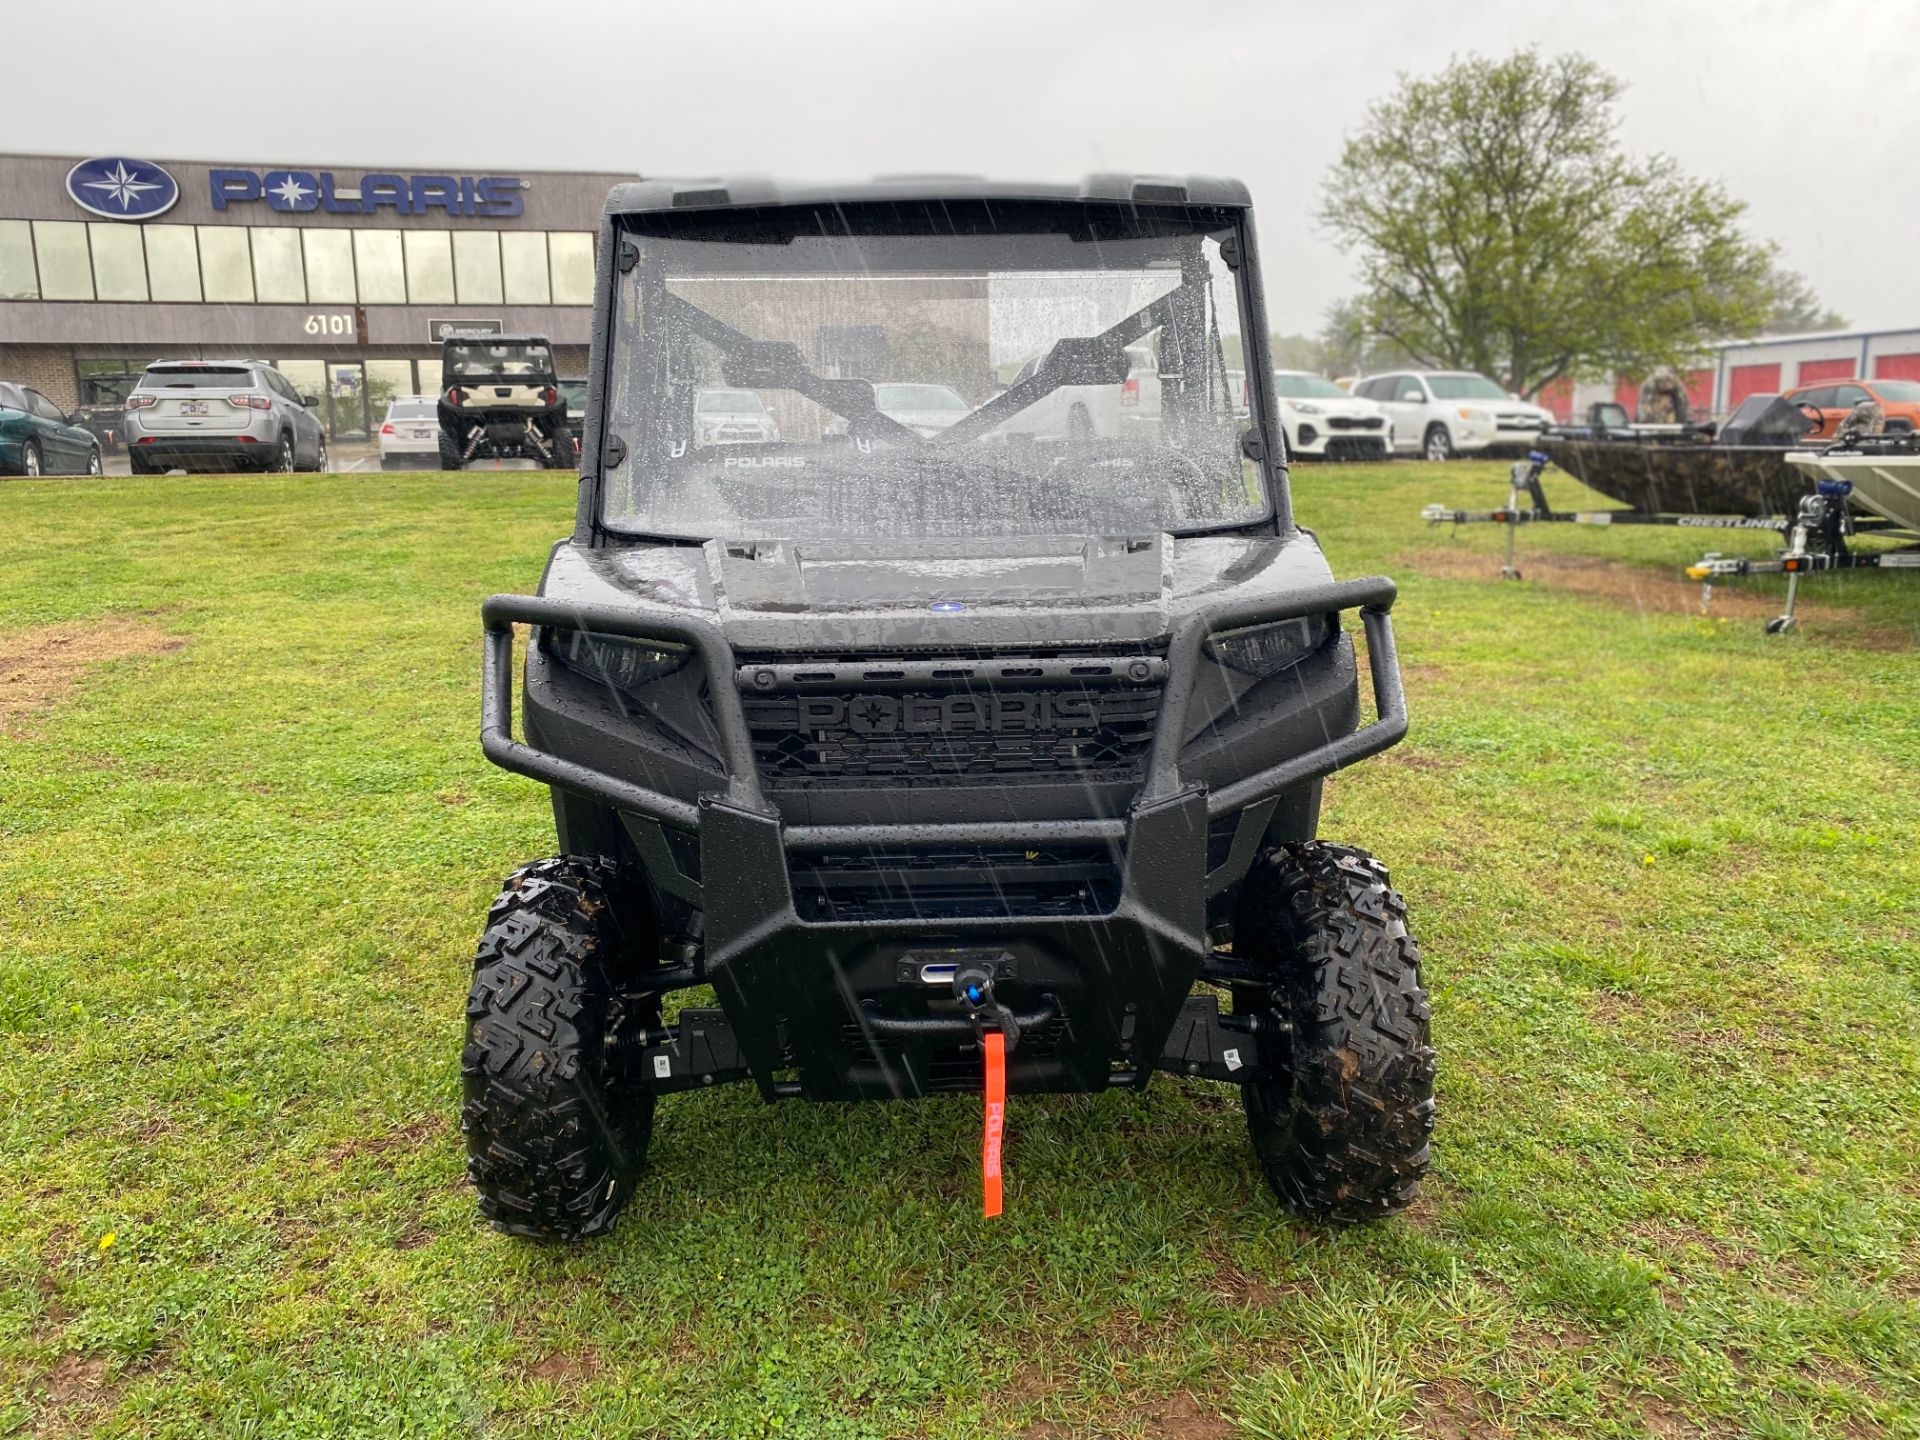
0;464;1915;1439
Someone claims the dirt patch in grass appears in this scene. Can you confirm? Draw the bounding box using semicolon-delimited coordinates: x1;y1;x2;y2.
323;1113;449;1167
1397;548;1866;628
528;1347;602;1383
1019;1390;1232;1440
0;617;187;736
1136;1391;1234;1439
1415;1376;1505;1439
36;1351;120;1431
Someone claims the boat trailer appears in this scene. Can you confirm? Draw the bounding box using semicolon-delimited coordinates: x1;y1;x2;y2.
1422;449;1920;633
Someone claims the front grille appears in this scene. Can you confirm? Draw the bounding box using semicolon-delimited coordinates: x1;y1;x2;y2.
739;651;1164;787
790;843;1122;922
1326;436;1388;460
1328;415;1384;431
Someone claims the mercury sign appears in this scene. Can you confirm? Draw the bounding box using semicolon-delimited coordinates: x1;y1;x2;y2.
209;170;526;218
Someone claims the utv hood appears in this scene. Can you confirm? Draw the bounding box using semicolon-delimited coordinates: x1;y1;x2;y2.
551;531;1338;650
712;536;1165;611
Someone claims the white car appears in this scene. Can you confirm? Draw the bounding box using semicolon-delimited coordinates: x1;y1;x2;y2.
378;395;440;469
693;388;780;447
826;382;973;440
994;343;1161;443
1351;370;1552;460
1270;370;1391;461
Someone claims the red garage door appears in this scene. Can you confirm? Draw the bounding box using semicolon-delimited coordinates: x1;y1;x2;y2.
1727;363;1781;406
1684;369;1714;414
1535;376;1573;420
1875;353;1920;382
1796;358;1854;387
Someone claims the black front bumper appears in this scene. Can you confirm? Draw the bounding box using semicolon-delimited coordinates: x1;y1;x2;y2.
478;579;1406;1100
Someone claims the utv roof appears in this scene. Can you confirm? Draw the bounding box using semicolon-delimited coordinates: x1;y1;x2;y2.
443;334;553;346
604;174;1253;215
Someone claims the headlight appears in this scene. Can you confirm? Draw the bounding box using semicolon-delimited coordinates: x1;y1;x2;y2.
1457;407;1484;421
543;629;691;691
1291;402;1324;415
1205;614;1332;678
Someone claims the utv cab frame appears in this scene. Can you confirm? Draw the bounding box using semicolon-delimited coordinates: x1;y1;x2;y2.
462;175;1435;1239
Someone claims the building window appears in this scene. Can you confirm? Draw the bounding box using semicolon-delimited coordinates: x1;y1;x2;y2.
550;232;594;305
303;230;356;304
275;359;327;405
354;230;405;305
89;224;149;302
453;231;503;305
145;225;202;302
502;232;549;305
404;231;455;304
33;221;94;301
0;220;36;299
199;227;254;303
252;229;306;304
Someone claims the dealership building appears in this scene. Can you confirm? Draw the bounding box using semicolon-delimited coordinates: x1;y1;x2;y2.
0;152;633;438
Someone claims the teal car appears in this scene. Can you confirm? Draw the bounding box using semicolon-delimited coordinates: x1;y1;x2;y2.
0;382;103;477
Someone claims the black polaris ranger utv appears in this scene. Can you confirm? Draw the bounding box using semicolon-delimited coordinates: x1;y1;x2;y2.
436;334;574;470
464;175;1434;1239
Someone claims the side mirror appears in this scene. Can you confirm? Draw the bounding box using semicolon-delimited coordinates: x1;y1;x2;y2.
301;394;320;408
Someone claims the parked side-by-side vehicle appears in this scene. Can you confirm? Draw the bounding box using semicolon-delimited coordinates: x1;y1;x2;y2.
459;174;1434;1242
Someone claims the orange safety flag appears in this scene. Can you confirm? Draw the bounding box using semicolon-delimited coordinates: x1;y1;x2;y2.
982;1031;1006;1218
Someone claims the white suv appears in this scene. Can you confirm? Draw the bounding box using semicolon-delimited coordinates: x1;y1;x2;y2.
1270;370;1391;460
1352;370;1552;460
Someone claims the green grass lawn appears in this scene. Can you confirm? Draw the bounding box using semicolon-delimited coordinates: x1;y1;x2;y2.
1;462;1915;1439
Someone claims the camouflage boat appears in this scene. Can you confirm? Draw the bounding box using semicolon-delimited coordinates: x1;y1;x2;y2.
1543;394;1816;517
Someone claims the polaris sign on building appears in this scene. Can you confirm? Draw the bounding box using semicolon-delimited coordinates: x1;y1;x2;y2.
0;151;634;441
209;169;526;217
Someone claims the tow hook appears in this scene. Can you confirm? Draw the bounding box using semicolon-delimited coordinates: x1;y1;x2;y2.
953;961;1020;1051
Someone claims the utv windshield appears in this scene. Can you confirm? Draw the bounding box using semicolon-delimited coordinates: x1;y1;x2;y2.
600;199;1266;541
446;341;553;378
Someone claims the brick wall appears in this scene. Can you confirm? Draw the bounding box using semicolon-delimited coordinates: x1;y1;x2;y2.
0;345;78;409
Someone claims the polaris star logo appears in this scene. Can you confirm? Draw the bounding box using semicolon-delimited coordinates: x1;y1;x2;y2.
66;157;180;221
798;693;1099;735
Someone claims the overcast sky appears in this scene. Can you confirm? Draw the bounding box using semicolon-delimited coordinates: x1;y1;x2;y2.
8;0;1915;337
